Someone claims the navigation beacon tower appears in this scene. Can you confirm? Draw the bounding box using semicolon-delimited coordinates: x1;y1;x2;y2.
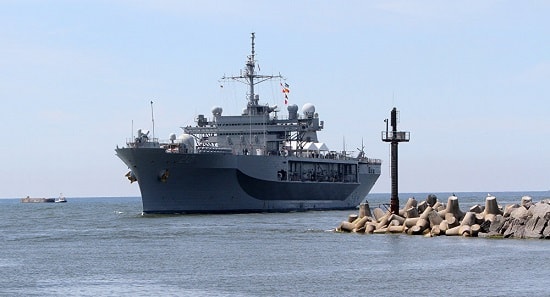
382;107;410;214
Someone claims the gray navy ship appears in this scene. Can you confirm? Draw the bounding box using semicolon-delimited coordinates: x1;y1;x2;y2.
115;33;382;214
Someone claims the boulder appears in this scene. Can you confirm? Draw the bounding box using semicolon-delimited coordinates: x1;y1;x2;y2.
503;218;527;238
503;204;520;218
528;202;550;220
523;216;546;239
521;196;532;207
510;206;529;220
543;223;550;239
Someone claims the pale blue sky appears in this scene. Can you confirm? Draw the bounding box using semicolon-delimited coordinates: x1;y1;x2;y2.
1;1;548;198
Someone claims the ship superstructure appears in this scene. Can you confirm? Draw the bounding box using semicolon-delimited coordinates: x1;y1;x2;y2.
116;33;381;214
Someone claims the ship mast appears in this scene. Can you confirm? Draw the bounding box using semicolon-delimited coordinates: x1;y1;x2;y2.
248;32;257;105
221;32;283;115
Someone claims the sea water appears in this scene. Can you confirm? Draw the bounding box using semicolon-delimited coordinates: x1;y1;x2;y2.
1;191;549;297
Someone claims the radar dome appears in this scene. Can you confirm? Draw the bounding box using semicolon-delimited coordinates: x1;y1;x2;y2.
176;133;195;150
287;104;298;113
169;133;177;141
302;103;315;118
212;106;223;116
287;104;298;120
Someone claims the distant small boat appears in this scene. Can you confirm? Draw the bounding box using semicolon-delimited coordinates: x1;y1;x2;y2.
21;196;55;203
55;193;67;203
21;193;67;203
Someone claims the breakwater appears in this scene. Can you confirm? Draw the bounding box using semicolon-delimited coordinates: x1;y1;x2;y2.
336;194;550;239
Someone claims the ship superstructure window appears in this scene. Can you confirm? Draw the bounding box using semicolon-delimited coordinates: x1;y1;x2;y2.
288;161;357;183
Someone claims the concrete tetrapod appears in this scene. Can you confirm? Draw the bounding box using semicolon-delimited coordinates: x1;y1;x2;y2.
335;195;550;239
482;195;502;222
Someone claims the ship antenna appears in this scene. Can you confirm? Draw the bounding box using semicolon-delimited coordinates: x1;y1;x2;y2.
220;33;284;114
247;32;256;105
150;100;155;140
251;32;255;60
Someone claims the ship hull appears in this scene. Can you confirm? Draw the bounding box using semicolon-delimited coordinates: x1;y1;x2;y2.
116;148;380;214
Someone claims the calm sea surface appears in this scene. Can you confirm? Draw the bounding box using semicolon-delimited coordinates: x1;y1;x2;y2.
1;191;549;297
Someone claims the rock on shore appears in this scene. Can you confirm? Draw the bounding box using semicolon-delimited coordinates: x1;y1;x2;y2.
336;195;550;239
